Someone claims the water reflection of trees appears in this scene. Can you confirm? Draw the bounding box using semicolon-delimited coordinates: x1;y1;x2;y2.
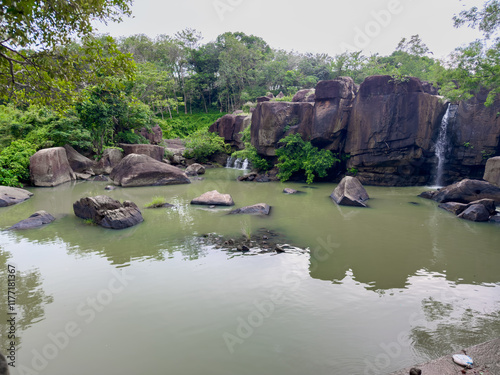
0;249;53;350
409;297;500;359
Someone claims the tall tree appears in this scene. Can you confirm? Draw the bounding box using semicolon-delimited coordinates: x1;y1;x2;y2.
0;0;134;106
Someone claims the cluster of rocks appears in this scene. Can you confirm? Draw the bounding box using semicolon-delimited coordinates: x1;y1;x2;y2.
210;75;500;186
420;179;500;222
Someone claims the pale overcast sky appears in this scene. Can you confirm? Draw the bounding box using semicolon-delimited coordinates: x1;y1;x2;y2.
94;0;486;59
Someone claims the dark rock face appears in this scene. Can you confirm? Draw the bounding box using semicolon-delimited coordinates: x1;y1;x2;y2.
447;90;500;181
110;154;190;187
312;77;356;150
137;125;163;145
29;147;75;187
484;156;500;187
119;144;165;162
208;114;251;149
431;179;500;203
73;195;143;229
94;148;123;175
292;89;315;102
251;101;314;156
228;203;271;215
0;186;33;207
191;190;234;206
185;163;205;176
330;176;369;207
458;204;491;222
344;75;447;186
0;351;9;375
63;144;95;173
9;210;55;230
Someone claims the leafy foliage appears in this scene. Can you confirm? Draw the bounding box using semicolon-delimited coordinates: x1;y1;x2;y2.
276;134;339;184
0;140;36;187
183;128;229;162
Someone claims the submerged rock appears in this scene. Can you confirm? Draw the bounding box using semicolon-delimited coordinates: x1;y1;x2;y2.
191;190;234;206
9;210;55;230
73;195;143;229
110;154;190;187
229;203;271;215
438;202;468;216
283;188;299;194
0;186;33;207
431;179;500;204
458;204;491;222
330;176;369;207
185;163;206;176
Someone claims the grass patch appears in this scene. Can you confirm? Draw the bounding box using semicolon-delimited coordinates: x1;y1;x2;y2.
145;196;168;208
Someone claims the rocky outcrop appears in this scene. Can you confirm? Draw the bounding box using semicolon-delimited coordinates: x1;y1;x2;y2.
484;156;500;186
29;147;75;187
63;144;95;173
110;154;190;187
439;198;496;221
185;163;205;176
136;125;163;145
209;114;251;149
73;195;143;229
330;176;369;207
344;76;447;186
93;148;123;175
9;210;55;230
0;186;33;207
191;190;234;206
447;90;500;181
312;77;356;150
251;102;314;156
428;179;500;203
229;203;271;215
119;144;165;162
292;89;315;102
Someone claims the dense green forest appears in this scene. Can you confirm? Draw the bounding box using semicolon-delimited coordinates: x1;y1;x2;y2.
0;0;498;187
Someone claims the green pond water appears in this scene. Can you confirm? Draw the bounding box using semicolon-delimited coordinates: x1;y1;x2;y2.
1;168;500;375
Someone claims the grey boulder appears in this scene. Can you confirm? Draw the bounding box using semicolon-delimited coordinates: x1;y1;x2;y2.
458;204;491;222
229;203;271;215
330;176;369;207
73;195;143;229
110;154;190;187
0;186;33;207
191;190;234;206
10;211;55;230
29;147;75;187
185;163;206;176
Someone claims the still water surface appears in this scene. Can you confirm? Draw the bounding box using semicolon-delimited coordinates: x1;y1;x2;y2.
1;168;499;375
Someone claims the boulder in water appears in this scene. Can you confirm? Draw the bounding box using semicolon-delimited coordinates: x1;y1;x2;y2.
185;163;206;176
229;203;271;215
330;176;369;207
29;147;75;187
9;210;55;230
430;179;500;204
0;186;33;207
458;204;491;222
191;190;234;206
73;195;143;229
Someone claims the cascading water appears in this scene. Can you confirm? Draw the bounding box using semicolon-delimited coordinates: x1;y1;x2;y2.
434;104;451;187
225;156;250;170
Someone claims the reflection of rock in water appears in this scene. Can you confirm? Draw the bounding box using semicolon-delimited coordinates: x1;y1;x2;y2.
0;351;9;375
200;228;308;255
0;250;53;351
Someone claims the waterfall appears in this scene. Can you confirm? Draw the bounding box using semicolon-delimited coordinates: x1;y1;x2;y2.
225;157;250;170
434;104;451;187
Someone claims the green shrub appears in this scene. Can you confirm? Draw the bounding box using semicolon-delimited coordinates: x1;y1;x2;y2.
231;126;270;171
0;140;37;187
276;134;339;184
145;196;168;208
157;111;227;139
183;128;229;162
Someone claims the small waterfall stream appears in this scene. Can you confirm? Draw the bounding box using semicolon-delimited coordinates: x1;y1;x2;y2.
225;156;250;170
434;104;453;187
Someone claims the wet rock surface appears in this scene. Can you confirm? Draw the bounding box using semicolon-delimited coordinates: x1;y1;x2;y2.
390;337;500;375
191;190;234;206
330;176;369;207
426;179;500;204
228;203;271;215
0;186;33;207
73;195;143;229
9;210;55;230
200;228;308;255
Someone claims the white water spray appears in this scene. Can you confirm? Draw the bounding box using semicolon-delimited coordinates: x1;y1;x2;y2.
434;104;451;187
225;156;250;170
